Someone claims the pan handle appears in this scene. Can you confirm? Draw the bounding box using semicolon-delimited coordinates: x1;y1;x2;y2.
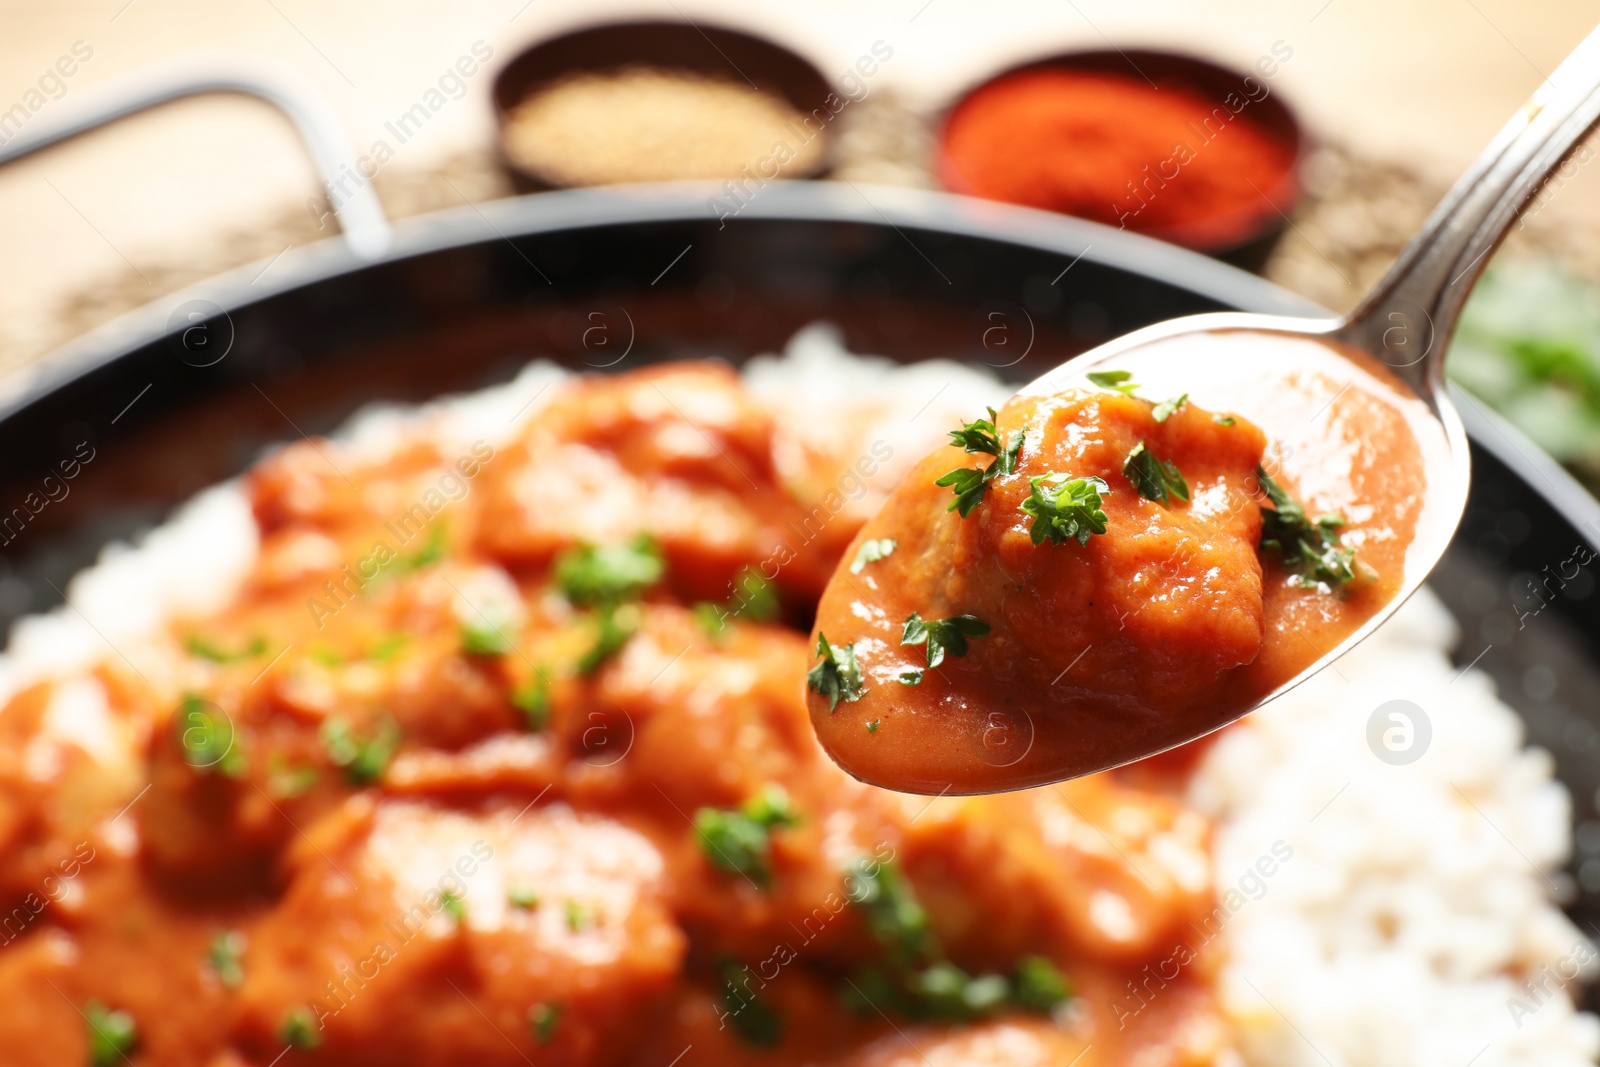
0;53;392;259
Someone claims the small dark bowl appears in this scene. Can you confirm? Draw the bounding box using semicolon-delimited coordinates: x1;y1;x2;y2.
491;19;837;193
935;48;1306;271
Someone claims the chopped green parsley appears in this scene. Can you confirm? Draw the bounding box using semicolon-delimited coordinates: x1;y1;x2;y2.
935;409;1024;517
576;604;639;674
1021;474;1109;546
207;930;246;989
512;673;550;731
368;634;409;662
1256;466;1365;591
1123;441;1190;508
847;858;932;965
901;614;989;669
461;620;515;657
176;695;245;778
806;633;865;711
1012;955;1073;1013
85;1000;137;1066
184;634;266;663
843;859;1074;1023
1086;369;1140;395
564;900;594;932
695;567;780;637
321;715;401;785
280;1006;320;1050
265;758;318;800
721;960;783;1046
694;786;801;888
554;535;663;607
1152;393;1188;422
530;1003;561;1044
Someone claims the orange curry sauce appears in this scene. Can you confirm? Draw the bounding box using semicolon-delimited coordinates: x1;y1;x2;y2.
809;332;1437;794
0;364;1230;1066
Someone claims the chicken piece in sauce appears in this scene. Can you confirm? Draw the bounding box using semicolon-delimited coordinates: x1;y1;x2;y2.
0;363;1228;1066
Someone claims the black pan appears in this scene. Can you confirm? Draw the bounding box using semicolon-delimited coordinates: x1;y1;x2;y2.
4;163;1599;1004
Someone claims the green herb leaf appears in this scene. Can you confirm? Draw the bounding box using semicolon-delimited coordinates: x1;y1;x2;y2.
866;719;881;733
461;620;515;657
721;961;783;1047
933;466;990;518
530;1003;561;1045
368;634;409;662
842;860;1074;1024
806;633;865;711
576;604;639;674
402;523;447;571
900;614;989;669
946;408;1004;455
185;634;266;663
176;695;245;778
85;1000;137;1066
509;887;541;910
694;786;800;888
850;538;898;574
1122;442;1190;508
308;645;343;667
266;757;318;800
1021;474;1109;546
1012;955;1072;1013
554;535;664;607
440;890;466;924
1087;369;1139;395
847;858;932;965
564;900;593;932
897;670;924;686
692;601;729;638
207;930;246;990
697;568;781;637
512;674;550;731
280;1006;320;1050
728;567;779;623
937;413;1023;517
378;523;448;582
1152;393;1188;422
321;715;401;785
1256;467;1363;591
1213;414;1236;426
909;961;1010;1021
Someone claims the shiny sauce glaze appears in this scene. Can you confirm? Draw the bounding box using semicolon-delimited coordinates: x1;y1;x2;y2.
809;332;1450;793
0;363;1233;1066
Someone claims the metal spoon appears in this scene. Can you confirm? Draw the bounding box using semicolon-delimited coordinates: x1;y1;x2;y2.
1011;23;1600;774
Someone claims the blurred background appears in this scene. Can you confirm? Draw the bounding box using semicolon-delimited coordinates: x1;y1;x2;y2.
5;0;1600;488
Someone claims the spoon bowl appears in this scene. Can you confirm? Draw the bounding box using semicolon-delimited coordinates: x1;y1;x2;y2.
1001;22;1600;777
806;21;1600;793
1014;315;1469;779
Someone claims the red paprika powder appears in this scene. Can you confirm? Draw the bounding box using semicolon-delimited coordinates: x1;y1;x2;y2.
939;66;1295;247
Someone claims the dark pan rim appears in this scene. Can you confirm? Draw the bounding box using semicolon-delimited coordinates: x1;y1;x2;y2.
3;180;1590;539
0;182;1323;423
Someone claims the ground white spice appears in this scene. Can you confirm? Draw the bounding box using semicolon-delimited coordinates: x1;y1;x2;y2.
501;65;827;186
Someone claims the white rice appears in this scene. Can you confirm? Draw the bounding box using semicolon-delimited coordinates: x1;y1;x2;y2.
3;325;1591;1066
1189;591;1600;1066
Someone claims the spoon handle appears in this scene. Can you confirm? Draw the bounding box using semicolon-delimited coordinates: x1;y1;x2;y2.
1334;22;1600;400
